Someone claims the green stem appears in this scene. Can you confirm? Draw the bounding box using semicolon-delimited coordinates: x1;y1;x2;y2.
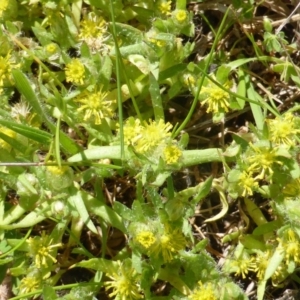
173;7;231;137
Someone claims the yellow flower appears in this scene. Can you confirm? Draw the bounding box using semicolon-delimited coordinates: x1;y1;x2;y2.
267;112;300;147
19;276;40;294
158;1;172;16
189;282;217;300
238;171;258;197
183;73;196;88
135;119;173;154
0;0;8;17
65;58;85;85
45;43;57;54
27;232;62;269
152;226;186;262
0;53;18;93
252;251;271;280
0;127;16;150
135;231;156;249
76;89;115;125
278;229;300;264
163;145;182;164
104;263;143;300
46;164;69;176
246;143;282;179
122;117;143;146
230;257;255;279
200;78;231;113
79;14;106;39
174;9;188;23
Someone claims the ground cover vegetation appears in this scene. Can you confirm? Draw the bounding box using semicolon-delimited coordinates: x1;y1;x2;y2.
0;0;300;299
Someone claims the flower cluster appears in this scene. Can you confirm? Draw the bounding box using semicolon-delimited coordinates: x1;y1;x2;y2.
157;1;172;16
75;88;115;125
277;228;300;265
266;112;300;147
0;53;19;93
26;231;62;269
104;262;143;300
122;118;182;165
78;13;109;52
200;77;232;113
134;224;186;263
65;58;85;85
246;143;282;179
189;281;217;300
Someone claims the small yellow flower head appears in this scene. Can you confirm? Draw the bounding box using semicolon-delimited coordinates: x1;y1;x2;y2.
104;263;143;300
135;119;173;154
238;171;258;197
79;14;106;39
278;229;300;264
0;53;18;93
123;117;143;146
252;251;271;280
230;257;254;279
76;89;115;125
174;9;188;23
0;0;8;17
27;231;62;269
0;127;16;150
183;73;196;88
45;43;58;54
163;144;182;164
158;1;172;16
135;231;156;249
246;144;282;179
46;164;69;176
200;78;231;113
19;276;40;294
65;58;85;85
152;226;186;262
189;281;217;300
267;112;300;147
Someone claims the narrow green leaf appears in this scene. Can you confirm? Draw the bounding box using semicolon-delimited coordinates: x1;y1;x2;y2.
264;247;285;280
149;72;164;121
244;73;264;131
191;176;213;206
69;191;98;234
0;131;27;153
0;119;51;144
75;257;119;273
237;68;246;109
55;116;61;168
12;70;82;155
83;192;126;232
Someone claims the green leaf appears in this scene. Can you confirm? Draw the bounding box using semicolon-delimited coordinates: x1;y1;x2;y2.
191;176;213;206
244;73;264;131
0;119;51;144
149;72;164;121
264;247;285;280
75;257;119;273
82;192;126;233
0;131;27;153
236;68;246;109
12;70;82;154
42;286;58;300
68;190;98;234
